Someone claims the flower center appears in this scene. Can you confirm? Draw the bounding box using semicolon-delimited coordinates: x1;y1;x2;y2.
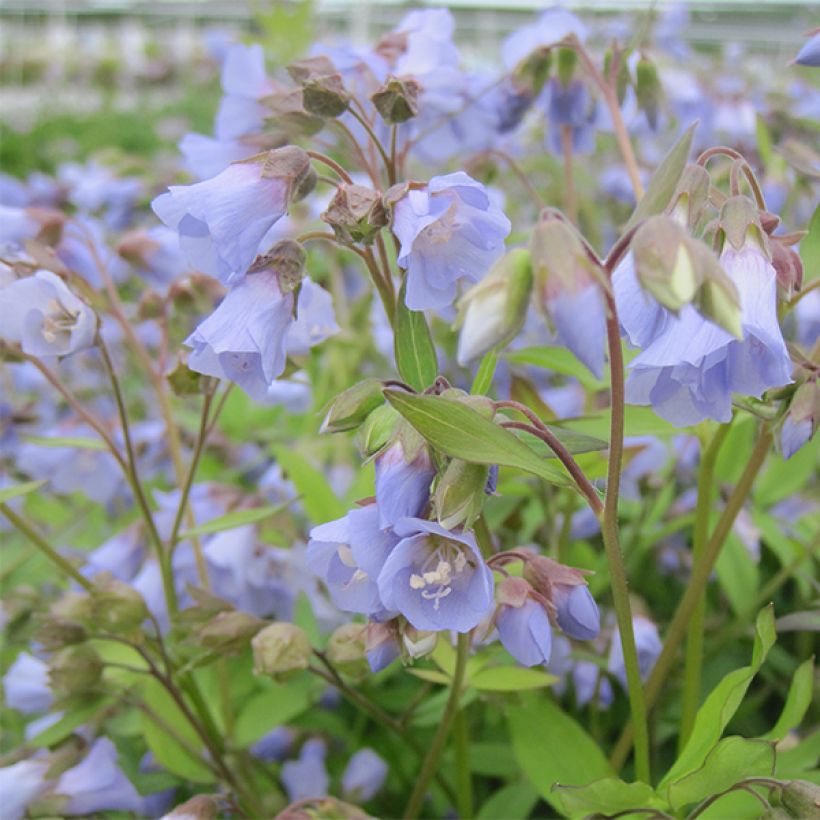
41;298;79;343
408;540;469;610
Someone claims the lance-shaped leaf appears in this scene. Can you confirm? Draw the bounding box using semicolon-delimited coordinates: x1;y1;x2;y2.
384;390;573;488
394;281;438;391
554;778;664;819
625;122;697;232
178;501;294;539
0;479;47;504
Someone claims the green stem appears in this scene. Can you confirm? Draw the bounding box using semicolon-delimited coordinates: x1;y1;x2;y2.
678;422;732;751
404;633;470;819
454;706;473;818
0;503;95;592
602;291;651;783
306;150;353;183
98;337;177;616
610;430;773;771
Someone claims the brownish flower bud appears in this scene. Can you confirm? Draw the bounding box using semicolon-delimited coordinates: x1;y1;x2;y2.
321;184;388;245
371;76;420;124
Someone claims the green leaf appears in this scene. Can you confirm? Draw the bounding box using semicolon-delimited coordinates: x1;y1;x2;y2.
0;479;47;504
554;778;664;819
505;346;606;390
625;122;697;232
20;434;107;451
271;447;347;523
407;668;452;685
507;693;612;810
28;698;113;748
384;391;572;488
763;657;815;741
471;348;498;395
470;666;557;691
234;679;316;745
776;728;820;778
558;405;679;439
514;425;609;457
140;678;214;784
477;782;539;820
799;202;820;283
667;736;776;810
178;501;292;539
394;282;438;391
659;606;776;790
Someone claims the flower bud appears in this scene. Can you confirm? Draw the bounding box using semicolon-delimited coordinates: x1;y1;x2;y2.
288;56;349;118
780;780;820;817
556;47;577;86
717;195;769;257
631;216;701;311
49;645;103;698
264;88;325;136
635;56;662;130
603;49;630;105
357;403;399;457
195;611;266;654
167;355;204;397
401;624;437;660
260;145;317;204
689;240;743;338
326;623;369;678
371;75;420;124
163;794;223;820
512;47;552;97
780;381;818;460
456;248;533;365
531;213;603;299
137;290;165;321
433;458;489;530
365;621;400;673
252;622;312;677
277;797;371;820
321;184;388;245
321;378;385;434
90;575;149;634
35;593;91;649
667;164;711;230
251;239;306;293
771;240;804;300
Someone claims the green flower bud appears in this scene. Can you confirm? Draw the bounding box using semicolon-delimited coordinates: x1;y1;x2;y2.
603;49;631;105
667;164;711;230
371;75;420;124
252;622;312;678
321;184;388;246
456;249;533;365
163;795;222;820
322;378;386;434
433;458;489;530
357;403;399;457
251;239;307;293
632;216;701;311
556;47;577;86
718;195;769;257
781;780;820;817
195;611;266;654
264;88;325;137
690;240;743;339
49;645;103;698
288;56;350;118
35;592;91;649
91;575;149;634
635;56;663;129
167;355;204;397
513;47;553;96
326;623;369;678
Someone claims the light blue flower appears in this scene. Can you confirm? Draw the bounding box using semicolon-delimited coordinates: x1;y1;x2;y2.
0;759;51;820
377;518;494;633
625;245;792;426
374;440;435;529
393;172;511;312
0;270;96;357
608;615;662;689
547;282;607;378
307;504;398;617
55;737;144;815
342;748;389;802
544;78;599;156
281;739;329;802
795;32;820;67
215;43;274;140
553;583;600;641
497;598;553;667
501;7;587;71
184;269;336;402
3;652;53;714
152;160;289;285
